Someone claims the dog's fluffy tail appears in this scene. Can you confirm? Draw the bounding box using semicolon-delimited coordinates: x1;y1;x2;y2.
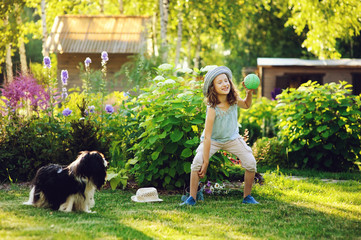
23;186;35;205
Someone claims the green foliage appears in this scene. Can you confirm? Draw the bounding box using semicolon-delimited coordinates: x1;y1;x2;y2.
115;53;163;89
276;81;361;171
286;0;361;59
126;65;228;189
0;116;72;182
239;97;278;145
128;71;204;189
252;137;288;168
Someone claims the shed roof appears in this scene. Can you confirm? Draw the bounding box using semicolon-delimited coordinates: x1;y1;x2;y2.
257;58;361;67
46;15;150;54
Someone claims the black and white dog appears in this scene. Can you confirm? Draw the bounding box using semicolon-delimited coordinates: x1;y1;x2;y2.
23;151;108;213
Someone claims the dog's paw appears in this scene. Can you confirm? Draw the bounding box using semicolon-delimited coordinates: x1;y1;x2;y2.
85;210;96;214
23;201;33;206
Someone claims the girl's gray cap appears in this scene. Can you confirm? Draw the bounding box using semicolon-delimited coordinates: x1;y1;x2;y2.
203;66;232;97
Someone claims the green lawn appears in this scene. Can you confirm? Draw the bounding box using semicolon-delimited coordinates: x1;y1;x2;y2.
1;173;360;240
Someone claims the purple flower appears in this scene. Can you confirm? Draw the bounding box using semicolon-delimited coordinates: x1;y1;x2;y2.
43;57;51;68
84;57;92;67
206;181;212;187
61;70;68;85
62;108;72;116
271;88;282;100
105;104;114;114
88;105;95;113
205;189;212;194
1;74;50;113
61;89;68;99
101;51;109;62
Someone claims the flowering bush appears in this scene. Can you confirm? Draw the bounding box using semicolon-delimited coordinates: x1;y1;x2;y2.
1;74;50;117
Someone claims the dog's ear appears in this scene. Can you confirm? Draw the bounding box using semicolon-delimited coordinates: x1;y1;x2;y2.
76;151;107;189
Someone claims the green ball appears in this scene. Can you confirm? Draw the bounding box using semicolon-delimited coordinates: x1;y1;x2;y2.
244;74;260;89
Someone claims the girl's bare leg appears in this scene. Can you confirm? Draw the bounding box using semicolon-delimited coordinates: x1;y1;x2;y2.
190;171;199;200
243;170;255;198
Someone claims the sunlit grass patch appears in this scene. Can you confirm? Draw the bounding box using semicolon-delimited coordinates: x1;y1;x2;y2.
0;174;360;239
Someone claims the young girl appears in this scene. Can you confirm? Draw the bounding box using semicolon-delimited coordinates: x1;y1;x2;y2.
180;66;259;206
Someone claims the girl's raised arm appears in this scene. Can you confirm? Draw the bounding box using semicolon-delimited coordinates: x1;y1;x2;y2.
237;82;253;109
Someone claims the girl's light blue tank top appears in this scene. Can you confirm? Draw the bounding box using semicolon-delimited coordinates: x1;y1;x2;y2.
200;104;239;143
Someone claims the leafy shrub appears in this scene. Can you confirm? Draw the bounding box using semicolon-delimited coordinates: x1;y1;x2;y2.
126;65;230;189
239;97;278;145
114;53;163;89
252;137;288;168
0;117;72;182
276;81;361;171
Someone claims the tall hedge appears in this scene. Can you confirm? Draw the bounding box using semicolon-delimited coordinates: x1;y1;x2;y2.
276;81;361;171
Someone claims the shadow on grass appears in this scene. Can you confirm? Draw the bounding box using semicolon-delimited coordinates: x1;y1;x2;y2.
1;184;361;239
0;188;153;240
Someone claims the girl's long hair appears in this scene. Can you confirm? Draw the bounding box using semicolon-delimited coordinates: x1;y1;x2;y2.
206;77;238;108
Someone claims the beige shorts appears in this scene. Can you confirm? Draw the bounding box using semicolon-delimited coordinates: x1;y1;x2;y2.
191;137;257;172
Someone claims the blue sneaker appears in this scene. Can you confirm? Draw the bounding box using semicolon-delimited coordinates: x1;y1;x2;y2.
180;196;196;206
242;195;259;204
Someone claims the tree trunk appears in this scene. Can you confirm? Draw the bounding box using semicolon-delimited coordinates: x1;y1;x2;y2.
5;16;13;83
118;0;123;14
100;0;104;14
152;13;158;56
194;35;201;69
175;9;183;68
159;0;169;62
41;0;48;57
16;4;28;75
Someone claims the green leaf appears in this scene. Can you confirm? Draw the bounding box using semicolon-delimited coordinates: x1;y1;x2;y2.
159;131;167;139
323;143;333;150
181;148;193;158
128;157;139;165
321;131;330;138
169;168;176;177
148;135;159;144
170;129;184;142
151;151;160;160
317;125;327;132
191;119;204;124
165;143;178;154
165;176;171;184
183;162;191;174
175;180;182;188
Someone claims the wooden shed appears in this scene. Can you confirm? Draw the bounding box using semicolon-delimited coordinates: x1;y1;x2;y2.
46;15;151;91
257;58;361;99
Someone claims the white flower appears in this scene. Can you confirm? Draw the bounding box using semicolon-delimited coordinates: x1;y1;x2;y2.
189;80;197;85
200;65;218;73
153;76;165;81
164;79;176;84
177;67;193;74
177;91;192;99
157;82;165;87
158;63;173;71
214;183;221;189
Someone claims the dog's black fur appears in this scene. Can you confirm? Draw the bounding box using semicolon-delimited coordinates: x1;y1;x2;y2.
24;151;107;212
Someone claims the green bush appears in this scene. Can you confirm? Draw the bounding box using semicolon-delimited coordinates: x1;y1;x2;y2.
252;137;288;168
276;81;361;171
0;117;72;182
239;97;278;145
126;65;229;189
